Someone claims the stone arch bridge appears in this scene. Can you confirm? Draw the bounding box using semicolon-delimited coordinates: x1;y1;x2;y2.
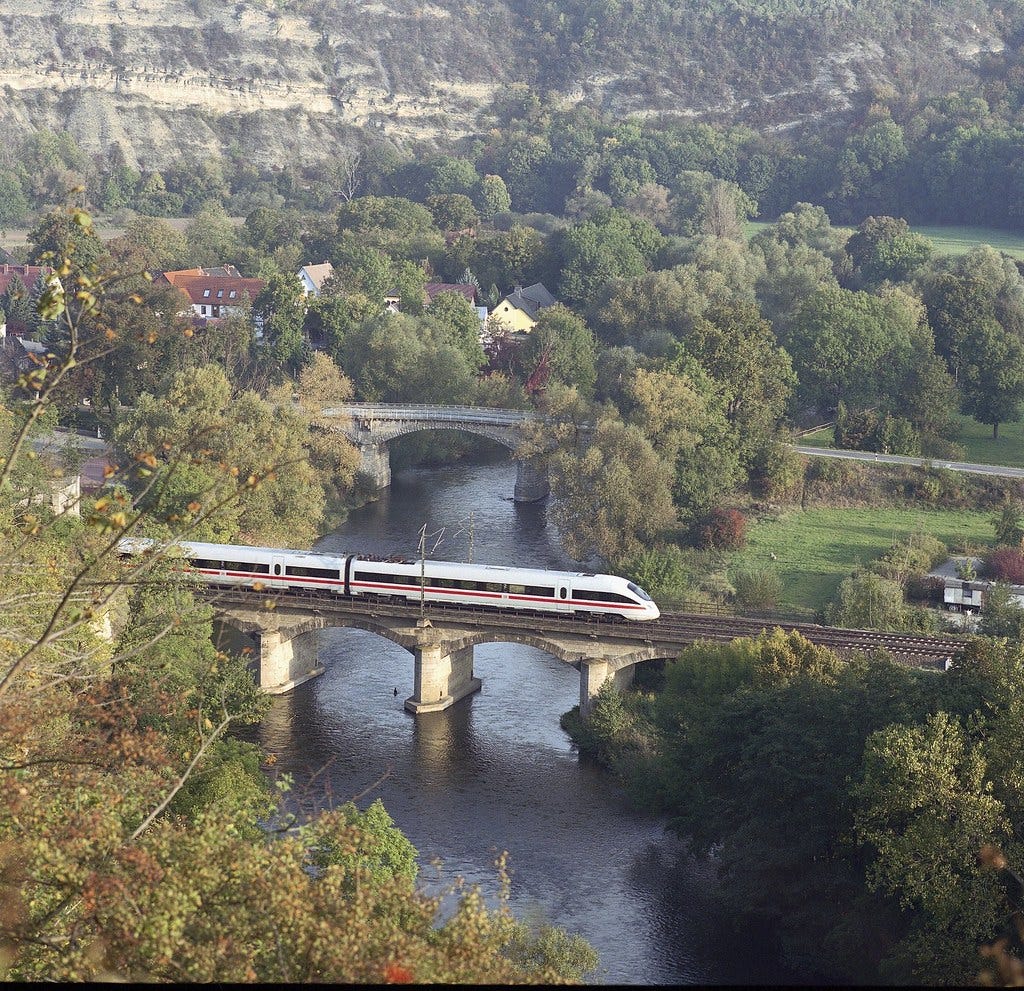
213;591;678;716
319;403;554;502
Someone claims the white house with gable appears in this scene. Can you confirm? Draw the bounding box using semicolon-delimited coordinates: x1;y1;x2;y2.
298;262;334;297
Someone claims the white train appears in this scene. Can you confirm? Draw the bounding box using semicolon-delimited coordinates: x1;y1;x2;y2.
117;538;660;622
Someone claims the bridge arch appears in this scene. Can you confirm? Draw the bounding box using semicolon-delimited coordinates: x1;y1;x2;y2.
321;404;552;502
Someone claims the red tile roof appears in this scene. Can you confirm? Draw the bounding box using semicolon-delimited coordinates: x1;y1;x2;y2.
0;264;51;298
156;269;264;306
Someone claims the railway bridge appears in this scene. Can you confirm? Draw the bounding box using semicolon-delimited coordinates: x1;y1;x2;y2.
208;589;967;717
319;403;556;502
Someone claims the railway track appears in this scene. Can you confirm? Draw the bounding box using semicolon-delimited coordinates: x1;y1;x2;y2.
648;613;965;664
206;588;968;665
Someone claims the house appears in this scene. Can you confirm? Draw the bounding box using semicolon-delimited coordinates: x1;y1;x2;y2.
298;262;334;297
425;282;477;307
0;263;51;298
383;281;482;317
489;283;557;334
155;266;265;323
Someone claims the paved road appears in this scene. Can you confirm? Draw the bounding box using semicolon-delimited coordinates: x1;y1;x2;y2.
794;445;1024;480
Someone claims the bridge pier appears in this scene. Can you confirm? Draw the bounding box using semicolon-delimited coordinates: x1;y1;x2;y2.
579;658;635;717
406;636;481;714
514;456;550;502
255;625;325;694
356;440;391;491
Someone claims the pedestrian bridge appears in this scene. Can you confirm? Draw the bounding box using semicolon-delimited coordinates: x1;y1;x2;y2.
319;403;555;501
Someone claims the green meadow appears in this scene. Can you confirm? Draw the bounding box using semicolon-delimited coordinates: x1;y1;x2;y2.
731;506;994;612
746;220;1024;259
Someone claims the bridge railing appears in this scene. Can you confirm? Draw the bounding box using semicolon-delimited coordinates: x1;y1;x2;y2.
320;403;551;426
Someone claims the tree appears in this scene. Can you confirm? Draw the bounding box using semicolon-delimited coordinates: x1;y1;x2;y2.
853;712;1010;984
114;363;325;546
27;209;107;277
549;414;676;564
845;215;933;286
475;174;512;219
340;312;478;406
254;272;307;378
0;207;596;984
425;193;479;232
960;320;1024;438
686;300;795;462
557;208;665;309
425;291;486;370
784;285;917;413
182;203;244;270
516;305;597;398
993;501;1024;548
334;195;441;260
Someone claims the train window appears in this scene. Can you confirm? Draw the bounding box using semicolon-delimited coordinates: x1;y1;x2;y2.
274;564;281;576
188;558;222;570
574;589;633;603
223;561;252;572
627;582;653;601
483;582;504;593
559;588;567;599
524;585;554;597
458;579;477;590
354;571;398;585
508;583;526;594
285;565;339;579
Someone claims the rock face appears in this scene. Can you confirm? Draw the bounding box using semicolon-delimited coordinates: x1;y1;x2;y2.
0;0;514;168
0;0;1010;169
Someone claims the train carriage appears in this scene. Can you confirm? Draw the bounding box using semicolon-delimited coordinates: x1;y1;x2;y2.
117;538;659;621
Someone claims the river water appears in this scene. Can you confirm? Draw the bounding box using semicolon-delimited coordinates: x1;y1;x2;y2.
239;454;791;985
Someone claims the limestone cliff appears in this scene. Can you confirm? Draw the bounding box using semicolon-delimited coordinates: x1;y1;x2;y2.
0;0;1009;169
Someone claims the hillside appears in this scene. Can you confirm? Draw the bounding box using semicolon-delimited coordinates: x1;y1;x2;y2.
0;0;1015;171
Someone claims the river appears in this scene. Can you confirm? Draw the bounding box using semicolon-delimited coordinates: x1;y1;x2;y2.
238;453;793;985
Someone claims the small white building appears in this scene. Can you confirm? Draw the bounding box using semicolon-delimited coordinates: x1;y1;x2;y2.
933;556;1024;612
298;262;334;297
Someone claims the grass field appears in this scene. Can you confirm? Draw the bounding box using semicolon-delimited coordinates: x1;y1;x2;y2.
746;220;1024;259
731;506;994;612
949;415;1024;467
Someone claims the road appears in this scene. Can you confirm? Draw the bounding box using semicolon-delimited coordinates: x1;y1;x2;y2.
794;445;1024;480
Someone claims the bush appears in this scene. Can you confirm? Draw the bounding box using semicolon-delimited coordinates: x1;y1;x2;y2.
834;405;879;450
905;574;944;604
750;442;806;501
871;533;948;582
695;507;747;550
806;457;855;487
731;565;781;610
620;545;688;600
824;570;910;631
984;546;1024;584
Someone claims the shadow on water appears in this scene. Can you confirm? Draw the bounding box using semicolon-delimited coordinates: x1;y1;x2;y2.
235;453;795;985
